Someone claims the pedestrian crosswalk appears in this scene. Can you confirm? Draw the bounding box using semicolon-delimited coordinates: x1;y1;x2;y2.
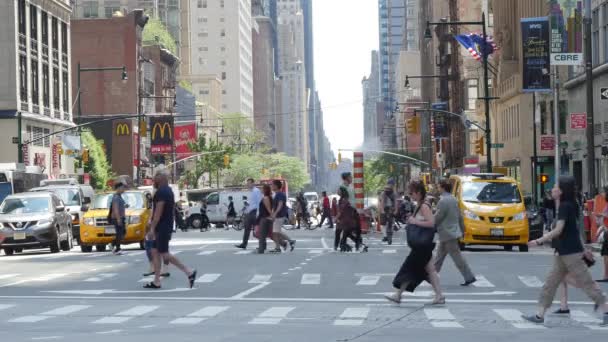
1;302;605;330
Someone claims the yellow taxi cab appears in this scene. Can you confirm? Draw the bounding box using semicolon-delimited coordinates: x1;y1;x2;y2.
79;190;151;252
450;173;529;252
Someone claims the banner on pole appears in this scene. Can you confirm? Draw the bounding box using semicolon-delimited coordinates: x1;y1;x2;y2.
150;116;174;154
521;17;551;92
174;123;197;157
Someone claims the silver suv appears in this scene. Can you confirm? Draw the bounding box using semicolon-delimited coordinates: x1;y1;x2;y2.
0;192;72;255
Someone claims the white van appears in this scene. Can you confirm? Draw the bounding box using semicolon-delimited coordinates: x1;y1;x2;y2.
206;190;249;225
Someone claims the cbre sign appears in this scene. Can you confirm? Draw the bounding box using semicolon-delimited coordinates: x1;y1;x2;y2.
550;53;583;65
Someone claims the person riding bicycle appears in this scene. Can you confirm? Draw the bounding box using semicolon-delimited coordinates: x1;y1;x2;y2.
380;179;398;245
295;192;310;229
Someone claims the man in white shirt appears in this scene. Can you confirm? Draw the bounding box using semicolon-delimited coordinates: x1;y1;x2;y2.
236;178;262;249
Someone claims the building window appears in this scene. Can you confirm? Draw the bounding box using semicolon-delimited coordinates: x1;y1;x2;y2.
30;5;38;40
31;59;39;103
220;60;226;66
222;90;227;95
466;79;478;110
221;72;226;80
220;29;226;37
42;64;50;107
220;0;225;8
18;0;26;34
51;17;58;50
61;22;67;54
41;11;48;44
19;55;27;101
52;67;59;110
105;6;121;18
220;17;225;22
62;71;68;112
220;46;226;52
82;1;98;18
199;89;209;95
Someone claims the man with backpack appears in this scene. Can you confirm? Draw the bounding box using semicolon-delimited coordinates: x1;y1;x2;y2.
380;179;398;245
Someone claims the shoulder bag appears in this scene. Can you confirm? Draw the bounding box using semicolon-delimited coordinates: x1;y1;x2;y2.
406;203;436;248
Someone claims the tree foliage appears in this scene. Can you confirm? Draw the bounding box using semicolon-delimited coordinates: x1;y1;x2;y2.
223;153;310;191
364;151;422;195
81;131;113;190
179;134;235;188
220;112;269;154
142;18;177;55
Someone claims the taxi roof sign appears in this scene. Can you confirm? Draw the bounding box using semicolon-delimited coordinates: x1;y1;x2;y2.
471;173;505;180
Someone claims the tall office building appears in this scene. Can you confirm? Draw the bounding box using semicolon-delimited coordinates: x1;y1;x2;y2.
276;0;309;164
362;50;381;146
378;0;405;115
190;0;253;118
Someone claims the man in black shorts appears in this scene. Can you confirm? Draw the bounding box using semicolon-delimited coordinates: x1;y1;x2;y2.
145;170;197;289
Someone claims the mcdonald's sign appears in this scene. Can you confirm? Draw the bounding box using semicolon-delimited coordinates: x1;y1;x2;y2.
150;116;173;154
115;123;131;136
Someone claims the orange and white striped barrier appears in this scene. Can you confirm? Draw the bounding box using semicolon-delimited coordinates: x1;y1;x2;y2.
353;152;366;233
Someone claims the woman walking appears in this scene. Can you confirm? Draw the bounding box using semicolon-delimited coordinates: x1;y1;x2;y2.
336;186;357;252
385;181;444;305
522;176;608;325
255;184;274;254
270;180;295;253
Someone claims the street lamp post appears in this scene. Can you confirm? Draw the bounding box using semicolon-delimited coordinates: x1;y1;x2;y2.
76;63;127;169
425;13;493;171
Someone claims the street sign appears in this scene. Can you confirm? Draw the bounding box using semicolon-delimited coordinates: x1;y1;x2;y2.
601;88;608;100
550;53;583;65
570;113;587;129
491;143;504;149
540;136;555;151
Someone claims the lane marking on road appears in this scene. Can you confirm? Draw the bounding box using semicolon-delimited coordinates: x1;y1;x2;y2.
424;308;463;328
31;336;63;340
518;276;543;288
249;274;272;284
125;251;145;257
321;238;329;250
95;330;122;334
356;275;381;286
230;282;271;299
493;309;545;329
472;275;495;288
235;250;252;255
0;273;70;288
249;306;295;325
0;304;15;311
309;250;324;254
570;310;608;330
197;250;216;256
301;273;321;285
0;274;20;280
334;307;369;326
93;305;159;324
84;273;117;282
170;306;229;325
382;250;397;254
9;305;91;323
195;273;221;283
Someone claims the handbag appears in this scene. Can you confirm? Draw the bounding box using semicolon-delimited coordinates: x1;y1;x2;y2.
406;203;435;248
583;252;596;267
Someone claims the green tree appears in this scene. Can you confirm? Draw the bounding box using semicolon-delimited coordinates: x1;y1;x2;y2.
364;151;423;194
142;18;177;55
81;131;113;190
221;113;268;153
179;134;235;188
223;153;310;191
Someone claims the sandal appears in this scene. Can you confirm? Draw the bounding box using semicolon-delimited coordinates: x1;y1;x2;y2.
431;296;446;305
143;282;161;289
269;249;282;254
188;269;197;289
142;271;154;277
384;294;401;304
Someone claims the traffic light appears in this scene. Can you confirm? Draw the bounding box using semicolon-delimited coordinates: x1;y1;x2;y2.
338;152;342;164
538;174;549;184
475;137;485;155
82;149;89;164
223;154;230;167
406;116;420;134
56;142;63;155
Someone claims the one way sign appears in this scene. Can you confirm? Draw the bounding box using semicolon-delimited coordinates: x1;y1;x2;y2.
602;88;608;100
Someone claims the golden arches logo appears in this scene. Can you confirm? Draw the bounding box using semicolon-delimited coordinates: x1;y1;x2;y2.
151;122;172;140
116;123;130;136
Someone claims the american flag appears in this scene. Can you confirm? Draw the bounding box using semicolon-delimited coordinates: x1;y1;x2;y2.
454;33;499;62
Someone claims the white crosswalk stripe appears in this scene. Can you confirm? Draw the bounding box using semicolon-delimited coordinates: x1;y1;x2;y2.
197;250;216;255
195;273;222;283
518;276;543;288
9;305;91;323
309;250;324;254
301;273;321;285
356;275;380;286
472;275;495;288
235;250;252;255
334;308;369;326
0;274;20;280
249;274;272;284
249;307;295;325
493;309;545;329
84;273;117;282
170;306;229;325
570;310;608;330
424;308;463;328
93;306;160;324
382;249;397;254
0;304;15;311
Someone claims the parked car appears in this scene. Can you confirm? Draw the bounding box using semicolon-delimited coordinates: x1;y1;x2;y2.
524;195;543;241
0;192;73;255
30;182;93;245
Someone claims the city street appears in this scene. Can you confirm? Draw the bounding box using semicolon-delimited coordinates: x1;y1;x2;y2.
0;228;607;342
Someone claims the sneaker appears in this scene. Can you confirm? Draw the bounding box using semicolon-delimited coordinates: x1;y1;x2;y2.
234;244;246;249
460;278;477;286
289;240;296;251
553;308;570;315
521;314;544;324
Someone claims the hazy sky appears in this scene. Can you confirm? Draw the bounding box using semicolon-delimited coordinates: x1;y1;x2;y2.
313;0;378;156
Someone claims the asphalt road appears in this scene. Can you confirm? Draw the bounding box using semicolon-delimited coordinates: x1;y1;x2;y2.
1;227;607;342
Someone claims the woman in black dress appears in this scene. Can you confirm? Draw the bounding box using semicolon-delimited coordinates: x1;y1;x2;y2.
385;181;444;305
255;185;274;254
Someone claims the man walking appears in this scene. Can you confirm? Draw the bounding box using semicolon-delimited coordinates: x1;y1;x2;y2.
433;179;476;286
236;178;261;249
144;170;197;289
110;180;127;255
380;179;398;245
317;191;333;228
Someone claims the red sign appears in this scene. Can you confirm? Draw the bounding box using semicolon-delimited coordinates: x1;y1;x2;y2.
133;133;139;166
541;136;555;151
464;155;479;165
83;173;90;185
22;144;29;166
570;113;587;129
174;124;196;157
51;143;60;176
